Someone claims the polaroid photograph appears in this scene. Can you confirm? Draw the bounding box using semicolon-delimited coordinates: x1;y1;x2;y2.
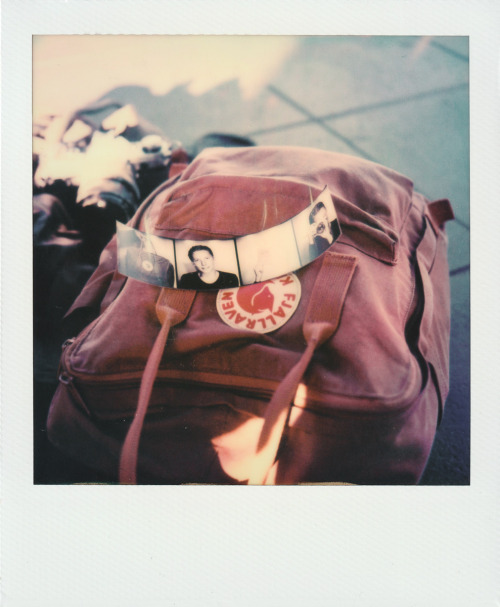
29;33;472;489
30;33;471;489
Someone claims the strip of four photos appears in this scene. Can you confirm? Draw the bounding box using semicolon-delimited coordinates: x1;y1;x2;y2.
117;186;341;290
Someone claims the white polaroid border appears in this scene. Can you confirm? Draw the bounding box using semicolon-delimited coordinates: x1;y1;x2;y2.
2;2;499;606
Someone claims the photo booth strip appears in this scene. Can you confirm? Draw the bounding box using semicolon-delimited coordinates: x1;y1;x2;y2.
117;186;341;290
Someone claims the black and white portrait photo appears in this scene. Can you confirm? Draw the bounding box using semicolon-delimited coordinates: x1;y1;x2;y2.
175;240;240;290
293;186;341;266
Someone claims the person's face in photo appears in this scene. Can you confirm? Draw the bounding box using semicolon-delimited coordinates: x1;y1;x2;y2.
312;206;330;237
192;249;215;275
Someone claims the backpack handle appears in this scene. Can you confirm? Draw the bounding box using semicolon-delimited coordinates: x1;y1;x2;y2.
248;252;357;485
119;288;196;484
426;198;454;233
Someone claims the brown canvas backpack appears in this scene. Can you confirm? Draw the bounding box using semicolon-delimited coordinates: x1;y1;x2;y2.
47;145;454;484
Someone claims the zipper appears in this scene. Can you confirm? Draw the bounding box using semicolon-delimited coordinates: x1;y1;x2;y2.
58;369;94;417
60;309;422;415
56;337;76;380
59;338;421;416
58;333;278;400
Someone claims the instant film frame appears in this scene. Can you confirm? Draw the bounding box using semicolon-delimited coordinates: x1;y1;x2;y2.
2;3;495;605
236;219;300;284
29;34;471;487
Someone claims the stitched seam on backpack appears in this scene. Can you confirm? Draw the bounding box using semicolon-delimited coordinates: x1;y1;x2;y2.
168;183;311;202
333;240;397;265
152;226;249;238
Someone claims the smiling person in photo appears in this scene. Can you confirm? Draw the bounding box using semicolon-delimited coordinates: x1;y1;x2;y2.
178;245;239;290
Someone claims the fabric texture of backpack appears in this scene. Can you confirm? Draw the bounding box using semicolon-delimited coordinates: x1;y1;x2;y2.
46;145;454;485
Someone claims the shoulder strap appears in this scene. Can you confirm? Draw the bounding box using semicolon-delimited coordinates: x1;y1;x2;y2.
426;198;454;234
248;252;357;485
119;288;196;484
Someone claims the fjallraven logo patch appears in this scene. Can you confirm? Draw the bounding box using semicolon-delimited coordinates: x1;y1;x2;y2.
216;274;301;333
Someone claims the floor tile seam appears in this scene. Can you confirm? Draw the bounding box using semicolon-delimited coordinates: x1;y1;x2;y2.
430;41;469;63
252;121;471;231
315;121;379;163
246;82;469;138
320;83;469;123
255;84;471;229
449;265;470;278
255;129;470;231
281;118;471;227
264;84;380;163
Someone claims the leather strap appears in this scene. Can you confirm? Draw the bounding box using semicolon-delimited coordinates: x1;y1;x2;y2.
247;252;357;485
168;162;188;178
119;288;196;484
426;198;454;234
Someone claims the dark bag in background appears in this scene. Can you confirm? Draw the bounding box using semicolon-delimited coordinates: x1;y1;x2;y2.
33;101;258;482
33;100;189;353
33;103;253;346
33;100;190;482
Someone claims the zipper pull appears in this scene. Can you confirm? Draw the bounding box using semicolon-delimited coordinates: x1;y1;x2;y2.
58;371;73;385
62;338;75;350
57;370;93;417
56;338;75;383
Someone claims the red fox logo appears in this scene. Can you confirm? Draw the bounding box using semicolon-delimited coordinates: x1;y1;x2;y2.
236;282;275;315
217;274;301;334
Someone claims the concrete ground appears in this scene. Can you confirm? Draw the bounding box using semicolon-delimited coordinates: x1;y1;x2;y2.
35;35;470;484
